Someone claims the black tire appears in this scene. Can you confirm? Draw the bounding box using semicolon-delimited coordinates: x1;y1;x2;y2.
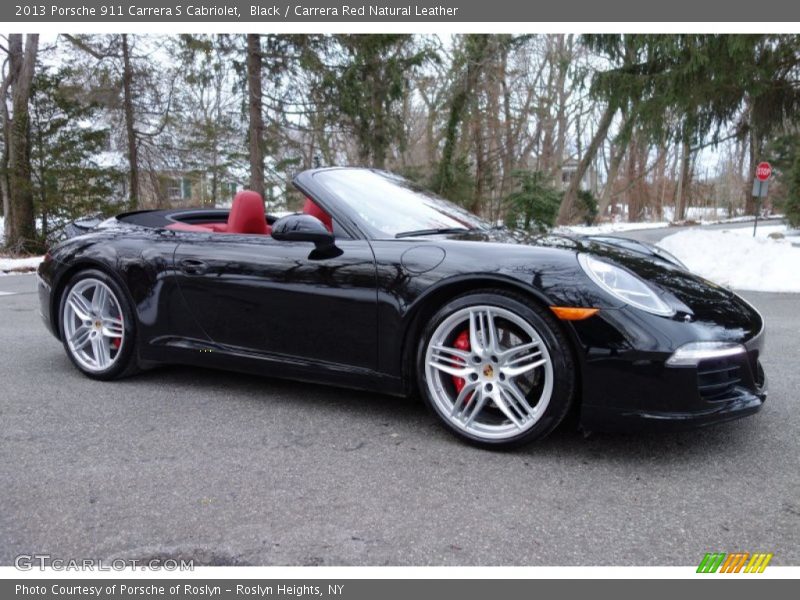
416;289;575;449
58;268;140;381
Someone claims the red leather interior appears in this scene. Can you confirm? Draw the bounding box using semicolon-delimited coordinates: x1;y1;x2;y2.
165;191;271;235
165;222;213;232
302;197;333;232
227;191;270;235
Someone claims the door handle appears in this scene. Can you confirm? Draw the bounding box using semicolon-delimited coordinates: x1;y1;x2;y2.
179;258;208;275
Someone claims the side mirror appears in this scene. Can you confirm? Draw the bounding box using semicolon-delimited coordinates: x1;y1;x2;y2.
272;214;335;249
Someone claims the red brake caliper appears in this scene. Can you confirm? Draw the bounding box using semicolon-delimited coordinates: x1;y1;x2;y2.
452;329;471;393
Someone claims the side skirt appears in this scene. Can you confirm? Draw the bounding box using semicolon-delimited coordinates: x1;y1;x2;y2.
142;336;406;397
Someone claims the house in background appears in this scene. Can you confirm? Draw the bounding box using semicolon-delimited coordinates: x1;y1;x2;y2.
139;170;240;209
559;158;597;194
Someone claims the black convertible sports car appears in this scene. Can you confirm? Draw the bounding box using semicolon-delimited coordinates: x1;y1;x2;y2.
37;167;767;448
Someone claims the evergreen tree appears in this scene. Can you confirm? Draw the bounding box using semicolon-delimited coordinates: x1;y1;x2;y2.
29;66;121;243
504;170;562;232
311;35;435;169
786;143;800;228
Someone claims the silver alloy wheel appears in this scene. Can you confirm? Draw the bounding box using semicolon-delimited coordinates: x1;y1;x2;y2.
424;305;554;441
62;278;125;373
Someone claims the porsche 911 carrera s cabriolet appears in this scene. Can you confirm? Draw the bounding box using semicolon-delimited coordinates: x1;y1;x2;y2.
37;167;767;448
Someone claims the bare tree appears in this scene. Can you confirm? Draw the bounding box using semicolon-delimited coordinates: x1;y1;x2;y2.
558;102;616;224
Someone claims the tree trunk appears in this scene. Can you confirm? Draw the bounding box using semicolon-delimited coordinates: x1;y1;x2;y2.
675;140;693;221
552;35;571;185
0;36;22;245
471;103;485;214
634;134;650;221
597;137;627;219
653;145;667;221
371;86;387;169
625;136;639;221
246;34;266;199
499;49;514;198
6;34;39;253
437;34;488;196
558;102;616;225
121;34;140;211
745;126;761;215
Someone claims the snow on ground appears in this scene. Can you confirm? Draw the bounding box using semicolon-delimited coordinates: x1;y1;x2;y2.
663;206;733;222
657;229;800;293
560;221;671;235
0;255;43;275
0;217;45;275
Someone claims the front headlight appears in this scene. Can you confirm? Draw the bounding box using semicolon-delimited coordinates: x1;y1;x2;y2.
578;253;674;316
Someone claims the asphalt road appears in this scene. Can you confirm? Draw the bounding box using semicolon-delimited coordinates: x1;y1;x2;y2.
0;273;798;566
612;218;784;244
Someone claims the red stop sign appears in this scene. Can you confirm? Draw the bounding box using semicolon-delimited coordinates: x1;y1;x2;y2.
756;162;772;181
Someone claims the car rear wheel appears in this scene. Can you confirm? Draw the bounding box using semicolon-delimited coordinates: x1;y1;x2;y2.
59;269;138;380
418;290;575;449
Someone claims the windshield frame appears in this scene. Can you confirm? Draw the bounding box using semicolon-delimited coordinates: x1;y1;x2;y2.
301;167;491;240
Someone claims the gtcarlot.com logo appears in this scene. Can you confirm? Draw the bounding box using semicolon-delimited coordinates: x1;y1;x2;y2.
697;552;773;573
14;554;194;571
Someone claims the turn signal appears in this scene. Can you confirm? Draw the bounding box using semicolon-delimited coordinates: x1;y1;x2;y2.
550;306;599;321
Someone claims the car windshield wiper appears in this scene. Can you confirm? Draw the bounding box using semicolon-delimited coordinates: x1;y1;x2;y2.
395;227;473;238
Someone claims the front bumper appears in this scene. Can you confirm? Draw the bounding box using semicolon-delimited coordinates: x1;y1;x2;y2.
574;303;767;433
36;266;59;340
580;350;766;432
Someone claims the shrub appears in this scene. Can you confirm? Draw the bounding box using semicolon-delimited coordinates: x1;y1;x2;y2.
503;170;561;232
576;190;599;226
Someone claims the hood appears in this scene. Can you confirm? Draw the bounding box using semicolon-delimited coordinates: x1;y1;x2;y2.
433;228;762;334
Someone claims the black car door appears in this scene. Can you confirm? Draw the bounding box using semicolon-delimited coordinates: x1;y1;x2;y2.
172;232;378;370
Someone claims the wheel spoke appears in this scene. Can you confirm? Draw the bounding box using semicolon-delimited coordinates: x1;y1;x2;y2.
499;381;536;421
90;335;111;368
67;293;92;321
92;284;108;314
450;381;479;418
462;390;489;427
502;357;547;378
102;317;124;338
468;308;499;354
428;344;474;378
499;341;546;377
68;325;92;350
498;340;540;363
491;389;526;429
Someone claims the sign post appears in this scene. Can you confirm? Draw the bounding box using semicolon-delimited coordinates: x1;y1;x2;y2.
752;161;772;237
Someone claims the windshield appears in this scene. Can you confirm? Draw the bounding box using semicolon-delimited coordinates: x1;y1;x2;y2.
311;169;491;239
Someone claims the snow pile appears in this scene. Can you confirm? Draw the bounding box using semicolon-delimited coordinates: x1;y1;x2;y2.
658;229;800;293
0;255;43;275
725;223;788;238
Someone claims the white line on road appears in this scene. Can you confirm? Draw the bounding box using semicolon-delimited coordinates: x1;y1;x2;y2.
0;291;16;296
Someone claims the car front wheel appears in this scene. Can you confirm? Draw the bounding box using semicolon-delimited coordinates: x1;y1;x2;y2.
418;290;575;449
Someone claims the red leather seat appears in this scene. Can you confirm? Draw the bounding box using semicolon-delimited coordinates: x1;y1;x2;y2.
302;198;333;232
227;190;270;235
165;222;214;233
